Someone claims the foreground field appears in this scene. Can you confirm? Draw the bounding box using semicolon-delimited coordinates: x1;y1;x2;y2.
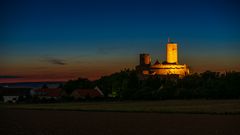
1;109;240;135
1;100;240;114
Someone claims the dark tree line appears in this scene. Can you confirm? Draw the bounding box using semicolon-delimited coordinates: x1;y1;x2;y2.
2;70;238;103
62;70;240;100
63;78;93;94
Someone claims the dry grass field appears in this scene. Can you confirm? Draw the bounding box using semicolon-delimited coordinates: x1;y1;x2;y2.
0;109;240;135
1;100;240;135
1;100;240;114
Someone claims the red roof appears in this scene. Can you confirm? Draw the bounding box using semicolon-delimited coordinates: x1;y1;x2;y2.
73;88;103;98
34;88;62;97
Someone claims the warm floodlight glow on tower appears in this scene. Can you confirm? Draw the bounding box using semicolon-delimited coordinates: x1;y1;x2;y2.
166;39;178;64
140;54;151;65
136;38;189;77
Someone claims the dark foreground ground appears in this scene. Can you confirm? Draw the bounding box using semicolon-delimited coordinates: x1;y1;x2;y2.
1;109;240;135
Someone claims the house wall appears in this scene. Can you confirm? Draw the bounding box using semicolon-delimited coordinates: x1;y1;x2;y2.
3;96;19;103
71;91;84;99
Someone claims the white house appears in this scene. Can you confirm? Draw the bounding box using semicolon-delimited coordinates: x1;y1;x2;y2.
0;87;31;103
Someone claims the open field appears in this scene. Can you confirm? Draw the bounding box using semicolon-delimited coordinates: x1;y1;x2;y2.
1;100;240;135
1;100;240;114
1;109;240;135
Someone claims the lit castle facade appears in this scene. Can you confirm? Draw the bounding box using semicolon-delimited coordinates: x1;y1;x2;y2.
136;39;190;77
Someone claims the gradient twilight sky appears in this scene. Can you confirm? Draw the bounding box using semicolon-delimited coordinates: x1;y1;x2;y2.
1;0;240;82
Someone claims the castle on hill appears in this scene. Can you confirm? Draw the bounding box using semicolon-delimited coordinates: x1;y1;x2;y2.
136;39;190;77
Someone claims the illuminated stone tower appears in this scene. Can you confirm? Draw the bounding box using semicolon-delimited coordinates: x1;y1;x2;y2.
166;38;178;64
135;53;151;75
140;54;151;65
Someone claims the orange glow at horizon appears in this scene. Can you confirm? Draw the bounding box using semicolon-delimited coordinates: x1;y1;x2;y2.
0;59;136;83
1;49;240;83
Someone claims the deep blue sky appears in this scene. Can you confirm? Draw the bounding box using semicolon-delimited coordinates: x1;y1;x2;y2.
1;0;240;82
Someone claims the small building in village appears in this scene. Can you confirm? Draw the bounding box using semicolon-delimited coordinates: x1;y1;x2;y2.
31;88;62;100
71;86;104;100
0;87;31;103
